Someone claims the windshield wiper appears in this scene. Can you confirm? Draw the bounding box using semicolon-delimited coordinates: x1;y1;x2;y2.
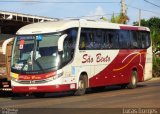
33;59;45;72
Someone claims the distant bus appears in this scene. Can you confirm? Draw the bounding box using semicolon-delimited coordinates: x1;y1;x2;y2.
11;19;152;97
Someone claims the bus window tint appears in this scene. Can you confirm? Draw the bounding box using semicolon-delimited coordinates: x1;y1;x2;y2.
106;31;119;49
146;32;150;48
62;28;78;64
130;31;141;49
87;32;95;49
79;32;88;50
140;32;146;48
140;32;150;49
79;28;119;50
119;30;130;49
79;28;96;50
94;29;103;49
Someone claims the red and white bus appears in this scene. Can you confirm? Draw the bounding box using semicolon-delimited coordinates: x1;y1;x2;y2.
11;19;152;97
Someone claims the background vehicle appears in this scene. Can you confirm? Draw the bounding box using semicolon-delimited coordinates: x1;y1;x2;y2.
0;38;14;91
11;19;152;97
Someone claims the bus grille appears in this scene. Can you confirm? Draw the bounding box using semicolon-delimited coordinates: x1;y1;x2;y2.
18;80;48;84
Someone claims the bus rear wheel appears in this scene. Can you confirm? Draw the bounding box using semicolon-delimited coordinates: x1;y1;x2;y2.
127;70;138;89
74;75;87;96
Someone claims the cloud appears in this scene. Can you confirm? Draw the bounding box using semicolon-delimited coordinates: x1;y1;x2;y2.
85;6;107;20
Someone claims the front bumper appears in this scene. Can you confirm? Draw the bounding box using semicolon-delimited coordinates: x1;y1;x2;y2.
12;83;76;93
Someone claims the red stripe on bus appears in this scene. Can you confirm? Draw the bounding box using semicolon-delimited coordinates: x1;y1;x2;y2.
120;26;139;30
120;26;147;31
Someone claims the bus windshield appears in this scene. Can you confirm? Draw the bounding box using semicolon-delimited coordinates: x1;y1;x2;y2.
11;33;61;73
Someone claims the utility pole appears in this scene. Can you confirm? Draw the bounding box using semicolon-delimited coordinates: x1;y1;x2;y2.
120;0;128;24
121;0;126;15
139;9;141;26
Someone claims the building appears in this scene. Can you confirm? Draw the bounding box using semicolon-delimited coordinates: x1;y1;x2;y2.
0;10;59;39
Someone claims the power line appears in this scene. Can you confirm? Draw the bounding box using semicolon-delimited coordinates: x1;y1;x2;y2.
64;13;120;19
0;0;120;4
144;0;160;8
127;4;160;15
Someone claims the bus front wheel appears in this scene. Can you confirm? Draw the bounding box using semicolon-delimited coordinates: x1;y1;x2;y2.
127;70;138;89
74;75;87;96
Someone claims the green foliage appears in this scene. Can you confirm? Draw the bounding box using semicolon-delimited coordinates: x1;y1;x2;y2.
111;13;116;23
110;13;129;24
133;17;160;77
153;56;160;77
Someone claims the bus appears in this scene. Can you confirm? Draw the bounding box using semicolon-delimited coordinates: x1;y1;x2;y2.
11;19;152;97
0;38;14;91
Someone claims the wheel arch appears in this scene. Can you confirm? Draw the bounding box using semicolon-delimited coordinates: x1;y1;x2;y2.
77;71;89;88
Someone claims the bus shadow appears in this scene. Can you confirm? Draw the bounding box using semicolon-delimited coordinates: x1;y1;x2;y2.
86;84;147;94
11;84;148;100
11;91;75;100
0;91;13;98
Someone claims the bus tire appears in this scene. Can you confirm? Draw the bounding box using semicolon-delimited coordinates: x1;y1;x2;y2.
34;93;45;98
74;75;87;96
127;70;138;89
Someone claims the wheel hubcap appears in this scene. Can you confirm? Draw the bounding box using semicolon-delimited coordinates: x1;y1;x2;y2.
79;80;84;89
132;75;136;85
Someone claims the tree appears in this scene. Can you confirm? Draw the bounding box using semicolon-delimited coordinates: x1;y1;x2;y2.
133;19;148;26
119;13;129;24
110;13;129;24
111;13;116;23
133;17;160;77
133;17;160;52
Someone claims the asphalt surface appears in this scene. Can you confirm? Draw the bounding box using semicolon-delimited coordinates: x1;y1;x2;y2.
0;78;160;114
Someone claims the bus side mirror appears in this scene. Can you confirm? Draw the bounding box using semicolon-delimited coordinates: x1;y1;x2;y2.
58;34;67;52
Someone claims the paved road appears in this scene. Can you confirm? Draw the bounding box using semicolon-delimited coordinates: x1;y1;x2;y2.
0;78;160;114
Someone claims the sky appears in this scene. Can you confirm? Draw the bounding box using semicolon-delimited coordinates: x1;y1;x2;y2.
0;0;160;25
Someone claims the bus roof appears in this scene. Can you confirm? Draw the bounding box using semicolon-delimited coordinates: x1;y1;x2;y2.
16;19;150;35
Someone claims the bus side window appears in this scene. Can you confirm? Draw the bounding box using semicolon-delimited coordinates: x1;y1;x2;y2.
107;31;119;49
63;37;71;62
102;30;118;49
140;32;150;49
130;31;141;49
140;32;146;48
79;33;87;50
87;32;95;49
119;30;130;49
95;29;103;49
108;33;113;48
79;29;92;50
102;32;108;49
145;32;151;48
63;28;78;64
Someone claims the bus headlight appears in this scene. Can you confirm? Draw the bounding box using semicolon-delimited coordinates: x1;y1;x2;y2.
53;69;63;80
